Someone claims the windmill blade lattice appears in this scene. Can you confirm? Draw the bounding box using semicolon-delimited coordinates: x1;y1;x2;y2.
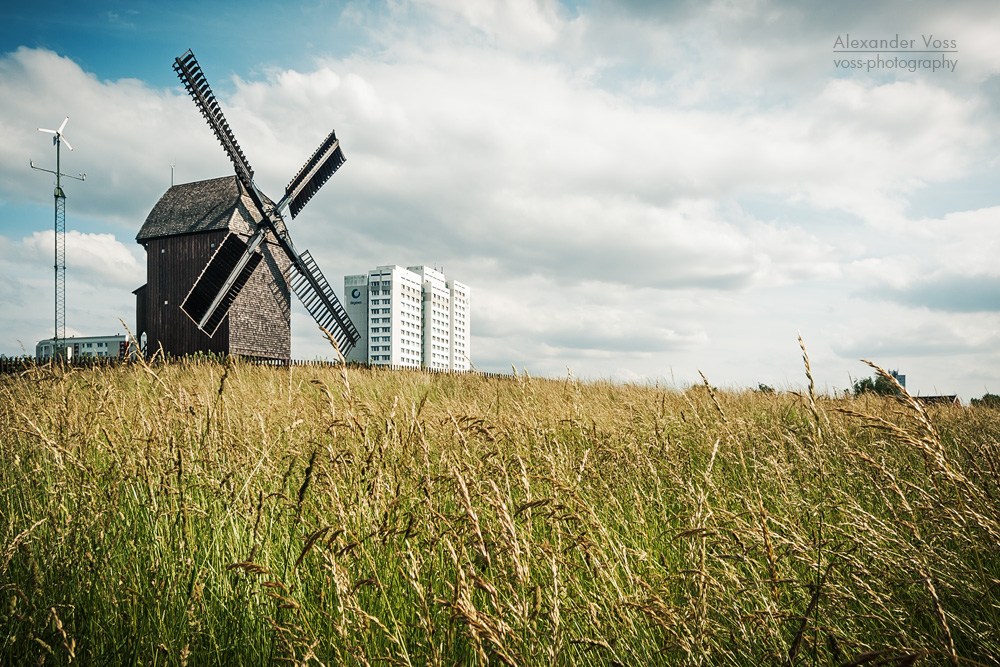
173;51;261;210
285;129;346;219
287;249;359;353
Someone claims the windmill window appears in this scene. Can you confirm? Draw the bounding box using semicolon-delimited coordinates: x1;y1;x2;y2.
161;249;166;254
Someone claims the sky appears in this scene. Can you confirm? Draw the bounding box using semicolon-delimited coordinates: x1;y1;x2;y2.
1;0;999;400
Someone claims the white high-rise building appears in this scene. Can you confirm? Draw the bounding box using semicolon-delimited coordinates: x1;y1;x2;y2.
344;265;470;370
449;279;470;371
407;266;450;371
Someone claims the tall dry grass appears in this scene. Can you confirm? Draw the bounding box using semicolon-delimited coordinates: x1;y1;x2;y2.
0;354;998;665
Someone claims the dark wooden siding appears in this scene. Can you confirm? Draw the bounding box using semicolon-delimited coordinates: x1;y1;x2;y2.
140;231;291;361
144;232;230;358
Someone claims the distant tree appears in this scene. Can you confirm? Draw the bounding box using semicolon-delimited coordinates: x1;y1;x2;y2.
971;393;1000;408
853;377;875;395
853;375;898;397
756;383;775;394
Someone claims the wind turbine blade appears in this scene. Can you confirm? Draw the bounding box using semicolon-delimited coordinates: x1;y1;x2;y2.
61;136;74;151
38;128;57;134
58;116;69;134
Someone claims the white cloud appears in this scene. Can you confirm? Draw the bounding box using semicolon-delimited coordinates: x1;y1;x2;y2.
914;206;1000;276
20;230;144;287
832;309;1000;359
217;36;988;302
0;231;139;350
418;0;567;49
848;205;1000;313
0;47;230;225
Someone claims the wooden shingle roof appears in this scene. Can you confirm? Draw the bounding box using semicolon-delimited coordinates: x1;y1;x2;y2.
136;176;286;242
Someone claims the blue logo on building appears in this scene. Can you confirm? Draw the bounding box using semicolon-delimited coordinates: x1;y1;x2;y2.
351;288;361;299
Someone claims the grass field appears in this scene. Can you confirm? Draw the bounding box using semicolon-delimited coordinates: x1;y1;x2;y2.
1;351;998;665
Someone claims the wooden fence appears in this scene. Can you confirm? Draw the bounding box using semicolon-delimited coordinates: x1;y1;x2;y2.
0;355;515;381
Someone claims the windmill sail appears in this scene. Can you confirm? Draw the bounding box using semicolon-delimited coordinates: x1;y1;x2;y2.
173;50;262;209
181;232;264;336
287;250;359;353
284;129;346;219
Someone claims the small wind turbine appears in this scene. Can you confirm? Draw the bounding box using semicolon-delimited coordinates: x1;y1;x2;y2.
31;116;86;359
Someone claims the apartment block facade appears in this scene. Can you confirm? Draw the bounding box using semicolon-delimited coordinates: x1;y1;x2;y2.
344;265;470;371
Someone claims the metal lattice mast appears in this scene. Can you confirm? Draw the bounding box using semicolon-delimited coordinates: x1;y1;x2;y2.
54;181;66;346
31;117;85;357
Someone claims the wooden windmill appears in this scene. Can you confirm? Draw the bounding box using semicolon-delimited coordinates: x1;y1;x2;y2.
135;50;359;360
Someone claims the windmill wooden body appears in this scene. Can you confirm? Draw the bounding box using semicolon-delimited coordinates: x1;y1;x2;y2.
134;50;359;360
135;176;292;359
